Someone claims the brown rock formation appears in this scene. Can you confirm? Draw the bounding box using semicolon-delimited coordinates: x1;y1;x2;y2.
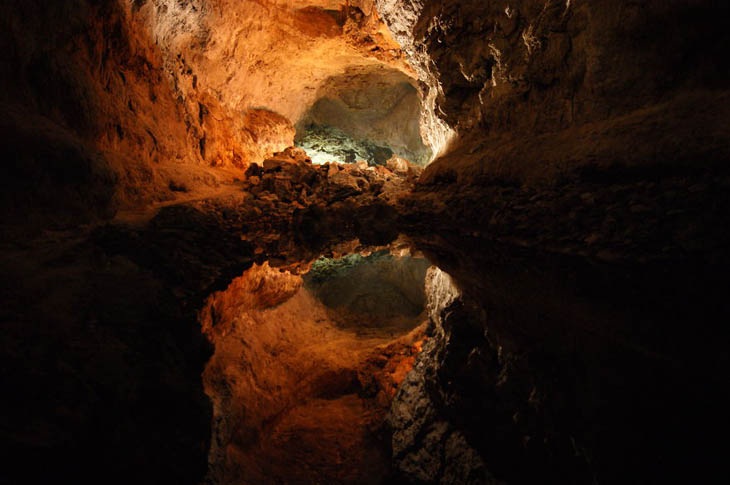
2;1;730;484
297;65;432;165
0;0;419;232
376;0;730;184
201;258;427;483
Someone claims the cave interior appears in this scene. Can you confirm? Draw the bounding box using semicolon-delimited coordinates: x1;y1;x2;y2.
2;1;730;484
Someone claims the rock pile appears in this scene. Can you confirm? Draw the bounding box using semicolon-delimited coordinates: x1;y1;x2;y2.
221;147;422;229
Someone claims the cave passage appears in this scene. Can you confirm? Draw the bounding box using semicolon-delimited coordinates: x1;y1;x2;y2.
202;248;431;484
295;124;394;166
294;67;432;166
4;1;730;484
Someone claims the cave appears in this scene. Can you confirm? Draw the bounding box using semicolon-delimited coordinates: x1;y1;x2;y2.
294;66;432;166
202;249;430;483
2;1;730;485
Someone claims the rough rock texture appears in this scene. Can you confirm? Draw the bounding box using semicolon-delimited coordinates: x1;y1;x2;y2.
141;0;409;123
201;259;427;484
297;66;432;165
1;0;198;228
372;5;730;479
0;0;418;233
295;124;396;165
375;0;457;158
376;0;730;183
392;177;730;484
304;251;430;321
0;158;419;484
389;226;730;484
222;146;422;242
133;0;421;169
3;1;730;484
133;0;422;169
389;268;497;484
0;0;287;231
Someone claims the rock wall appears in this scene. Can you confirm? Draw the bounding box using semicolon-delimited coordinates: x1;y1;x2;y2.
304;251;431;320
3;1;730;484
0;0;416;232
375;0;457;159
389;268;497;484
297;66;432;165
376;0;730;184
201;260;426;483
140;0;409;123
389;238;730;483
1;0;191;227
375;5;730;478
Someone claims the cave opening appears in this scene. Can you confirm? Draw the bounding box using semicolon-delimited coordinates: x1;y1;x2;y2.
201;247;431;484
294;66;432;167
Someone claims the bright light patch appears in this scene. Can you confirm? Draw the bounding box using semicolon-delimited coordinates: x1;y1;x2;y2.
304;148;346;165
295;124;393;166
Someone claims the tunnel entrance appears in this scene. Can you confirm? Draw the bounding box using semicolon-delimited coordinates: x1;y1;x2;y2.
294;66;432;167
201;249;430;484
295;124;394;166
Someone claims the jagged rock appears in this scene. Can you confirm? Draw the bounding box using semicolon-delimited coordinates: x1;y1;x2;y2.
263;158;290;172
245;163;263;178
328;170;366;197
327;163;341;178
3;1;730;485
386;155;410;175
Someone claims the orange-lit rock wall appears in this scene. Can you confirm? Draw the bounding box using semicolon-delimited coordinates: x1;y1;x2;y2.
200;261;425;483
0;0;414;229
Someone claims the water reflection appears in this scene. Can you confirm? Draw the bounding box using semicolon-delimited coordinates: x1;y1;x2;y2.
202;239;431;484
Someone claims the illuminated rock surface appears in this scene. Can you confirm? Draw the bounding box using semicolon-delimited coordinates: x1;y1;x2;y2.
2;1;730;485
202;257;428;484
296;66;432;165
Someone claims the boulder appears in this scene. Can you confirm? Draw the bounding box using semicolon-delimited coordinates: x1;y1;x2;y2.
328;170;367;199
386;155;410;175
263;158;290;172
245;163;263;178
327;163;341;178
